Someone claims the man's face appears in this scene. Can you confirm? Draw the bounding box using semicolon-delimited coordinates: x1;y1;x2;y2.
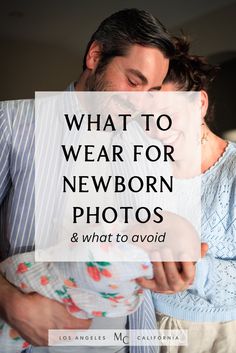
85;44;169;92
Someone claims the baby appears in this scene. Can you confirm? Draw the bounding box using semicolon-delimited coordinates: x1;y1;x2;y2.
0;249;153;352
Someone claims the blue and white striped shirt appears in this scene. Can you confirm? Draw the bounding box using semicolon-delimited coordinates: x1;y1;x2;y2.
0;99;36;259
0;84;158;353
0;83;76;260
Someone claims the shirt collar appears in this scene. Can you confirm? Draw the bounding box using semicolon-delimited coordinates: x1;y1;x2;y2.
66;81;76;91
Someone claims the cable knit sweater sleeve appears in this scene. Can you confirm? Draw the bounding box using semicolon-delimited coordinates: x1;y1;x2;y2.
190;255;236;307
153;142;236;322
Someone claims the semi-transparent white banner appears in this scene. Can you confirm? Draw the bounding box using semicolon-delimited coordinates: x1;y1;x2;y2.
35;92;201;262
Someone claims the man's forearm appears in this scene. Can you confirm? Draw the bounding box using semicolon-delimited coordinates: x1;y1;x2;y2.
0;273;22;323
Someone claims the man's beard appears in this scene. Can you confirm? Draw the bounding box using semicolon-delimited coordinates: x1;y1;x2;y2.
85;65;113;91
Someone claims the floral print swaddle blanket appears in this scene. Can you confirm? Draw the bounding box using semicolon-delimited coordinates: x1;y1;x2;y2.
0;251;153;352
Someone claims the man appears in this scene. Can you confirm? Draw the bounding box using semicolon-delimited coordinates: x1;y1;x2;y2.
0;8;204;353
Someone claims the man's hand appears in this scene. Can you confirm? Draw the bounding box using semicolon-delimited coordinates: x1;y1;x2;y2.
0;275;92;346
136;242;208;294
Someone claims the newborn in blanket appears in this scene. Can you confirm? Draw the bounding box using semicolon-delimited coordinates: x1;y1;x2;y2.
0;251;153;352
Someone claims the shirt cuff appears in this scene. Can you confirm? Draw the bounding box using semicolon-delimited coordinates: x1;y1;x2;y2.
189;254;213;298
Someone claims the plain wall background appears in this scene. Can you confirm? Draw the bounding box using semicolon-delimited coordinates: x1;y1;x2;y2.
0;0;235;136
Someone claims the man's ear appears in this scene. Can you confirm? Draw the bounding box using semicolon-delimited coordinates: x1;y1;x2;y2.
200;90;208;123
85;41;102;70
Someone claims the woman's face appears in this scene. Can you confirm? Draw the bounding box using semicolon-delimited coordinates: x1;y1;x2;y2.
158;81;202;171
161;81;179;92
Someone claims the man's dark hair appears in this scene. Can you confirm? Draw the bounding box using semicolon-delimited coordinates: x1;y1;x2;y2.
164;35;219;125
82;8;175;71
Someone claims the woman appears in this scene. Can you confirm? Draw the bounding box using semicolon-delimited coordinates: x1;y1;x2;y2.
152;37;236;353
